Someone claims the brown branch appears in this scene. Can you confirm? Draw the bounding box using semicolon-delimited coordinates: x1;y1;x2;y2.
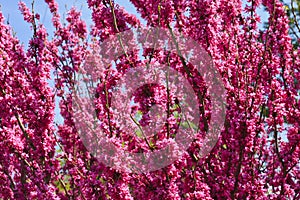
15;113;36;151
291;0;300;33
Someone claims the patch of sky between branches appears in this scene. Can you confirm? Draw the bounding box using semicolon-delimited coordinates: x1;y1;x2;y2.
115;0;146;25
242;0;270;30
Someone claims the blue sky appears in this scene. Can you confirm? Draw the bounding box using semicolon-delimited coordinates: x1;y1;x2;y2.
0;0;140;45
0;0;269;46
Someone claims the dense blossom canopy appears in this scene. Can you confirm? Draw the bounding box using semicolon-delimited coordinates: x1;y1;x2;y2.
0;0;299;199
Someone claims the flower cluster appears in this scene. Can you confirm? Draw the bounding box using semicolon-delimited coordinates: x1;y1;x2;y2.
0;0;299;199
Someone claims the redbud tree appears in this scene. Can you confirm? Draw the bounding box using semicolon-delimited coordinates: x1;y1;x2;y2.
0;0;299;199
